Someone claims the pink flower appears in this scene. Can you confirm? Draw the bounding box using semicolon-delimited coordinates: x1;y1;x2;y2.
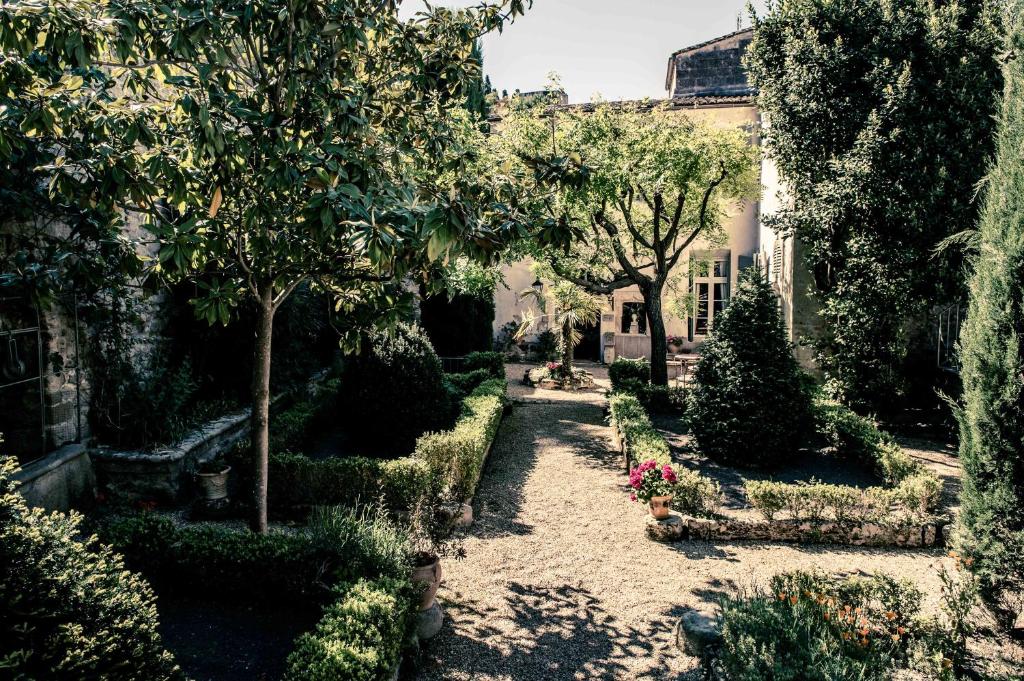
629;493;637;502
661;465;677;484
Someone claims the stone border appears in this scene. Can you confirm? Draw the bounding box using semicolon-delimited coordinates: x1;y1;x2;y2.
522;369;596;391
645;511;946;548
13;443;95;511
90;382;304;503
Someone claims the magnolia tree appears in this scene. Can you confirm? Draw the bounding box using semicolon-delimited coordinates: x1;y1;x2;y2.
496;101;758;384
97;0;540;532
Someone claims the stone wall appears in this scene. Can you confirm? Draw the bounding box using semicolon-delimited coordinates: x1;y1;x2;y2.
646;511;945;548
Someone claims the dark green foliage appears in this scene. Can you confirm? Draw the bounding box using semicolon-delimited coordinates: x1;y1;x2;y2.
339;323;453;454
97;508;410;602
718;571;935;680
746;0;1002;411
687;269;810;467
613;378;687;415
0;459;182;679
609;357;650;390
419;289;495;357
955;2;1024;621
269;453;432;512
444;368;491;401
462;351;505;378
811;396;887;462
284;577;415;681
533;329;559;361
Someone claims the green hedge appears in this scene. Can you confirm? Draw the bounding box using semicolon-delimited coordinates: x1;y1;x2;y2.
0;459;182;680
462;351;505;378
96;506;411;601
608;394;720;516
265;378;507;512
284;577;415;681
609;357;650;390
415;378;506;503
443;368;491;400
269;452;432;512
612;378;687;415
97;505;416;681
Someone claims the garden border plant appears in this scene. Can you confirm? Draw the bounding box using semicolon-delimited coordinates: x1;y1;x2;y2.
256;377;508;516
95;505;418;681
608;392;947;548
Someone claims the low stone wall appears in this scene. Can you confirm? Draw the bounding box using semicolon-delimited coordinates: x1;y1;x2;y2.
13;443;95;511
646;511;945;548
91;407;255;503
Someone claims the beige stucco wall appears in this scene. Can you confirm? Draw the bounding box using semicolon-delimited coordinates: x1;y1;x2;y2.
494;102;763;363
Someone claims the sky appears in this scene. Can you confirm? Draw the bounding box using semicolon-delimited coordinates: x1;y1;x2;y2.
399;0;770;104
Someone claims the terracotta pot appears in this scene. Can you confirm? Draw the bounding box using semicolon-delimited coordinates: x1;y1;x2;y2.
649;495;673;520
410;555;442;610
197;466;230;501
668;343;681;354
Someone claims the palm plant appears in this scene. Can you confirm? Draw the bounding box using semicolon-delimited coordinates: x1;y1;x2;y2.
516;281;601;376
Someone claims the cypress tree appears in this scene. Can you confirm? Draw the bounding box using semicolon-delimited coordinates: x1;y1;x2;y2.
688;267;810;467
955;0;1024;623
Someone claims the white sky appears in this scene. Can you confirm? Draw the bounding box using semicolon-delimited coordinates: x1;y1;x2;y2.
399;0;770;104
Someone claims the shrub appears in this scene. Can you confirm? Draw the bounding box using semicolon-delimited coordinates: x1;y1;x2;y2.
0;459;182;680
609;394;719;517
339;323;453;454
687;269;810;467
462;351;505;378
743;478;939;524
609;393;671;467
876;441;921;486
443;368;491;400
96;509;409;601
284;577;414;681
718;571;944;681
609;357;650;390
811;396;887;461
268;452;432;512
414;380;506;503
613;378;687;415
955;1;1024;620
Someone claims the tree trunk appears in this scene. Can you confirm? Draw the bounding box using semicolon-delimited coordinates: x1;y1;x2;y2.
561;318;574;376
644;283;669;386
249;288;275;534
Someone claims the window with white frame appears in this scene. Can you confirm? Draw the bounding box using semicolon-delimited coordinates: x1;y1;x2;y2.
689;251;730;340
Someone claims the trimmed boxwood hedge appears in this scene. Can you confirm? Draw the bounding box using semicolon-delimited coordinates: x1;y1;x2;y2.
284;577;415;681
267;378;507;512
461;351;505;378
608;394;720;516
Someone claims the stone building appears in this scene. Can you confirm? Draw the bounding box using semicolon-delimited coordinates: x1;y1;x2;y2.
492;28;820;368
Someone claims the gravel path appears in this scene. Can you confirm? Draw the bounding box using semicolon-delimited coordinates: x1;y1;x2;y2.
416;364;955;681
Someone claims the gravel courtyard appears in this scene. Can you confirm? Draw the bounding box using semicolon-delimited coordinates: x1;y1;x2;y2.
415;363;957;681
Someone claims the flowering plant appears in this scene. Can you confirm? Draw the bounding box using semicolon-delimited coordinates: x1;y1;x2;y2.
545;361;563;377
666;335;684;346
629;459;678;503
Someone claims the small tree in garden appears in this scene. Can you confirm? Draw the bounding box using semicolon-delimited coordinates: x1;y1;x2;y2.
955;0;1024;624
339;323;452;455
516;280;600;377
688;267;809;467
497;101;759;385
116;0;532;532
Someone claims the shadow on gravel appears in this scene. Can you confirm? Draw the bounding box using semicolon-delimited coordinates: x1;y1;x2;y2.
471;399;615;539
420;582;678;681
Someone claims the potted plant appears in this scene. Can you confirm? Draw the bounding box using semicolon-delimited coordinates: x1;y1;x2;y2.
408;500;465;611
196;458;231;502
667;335;684;354
629;459;678;519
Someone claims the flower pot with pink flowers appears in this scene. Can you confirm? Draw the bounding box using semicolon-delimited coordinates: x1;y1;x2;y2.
629;459;679;519
666;335;684;355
